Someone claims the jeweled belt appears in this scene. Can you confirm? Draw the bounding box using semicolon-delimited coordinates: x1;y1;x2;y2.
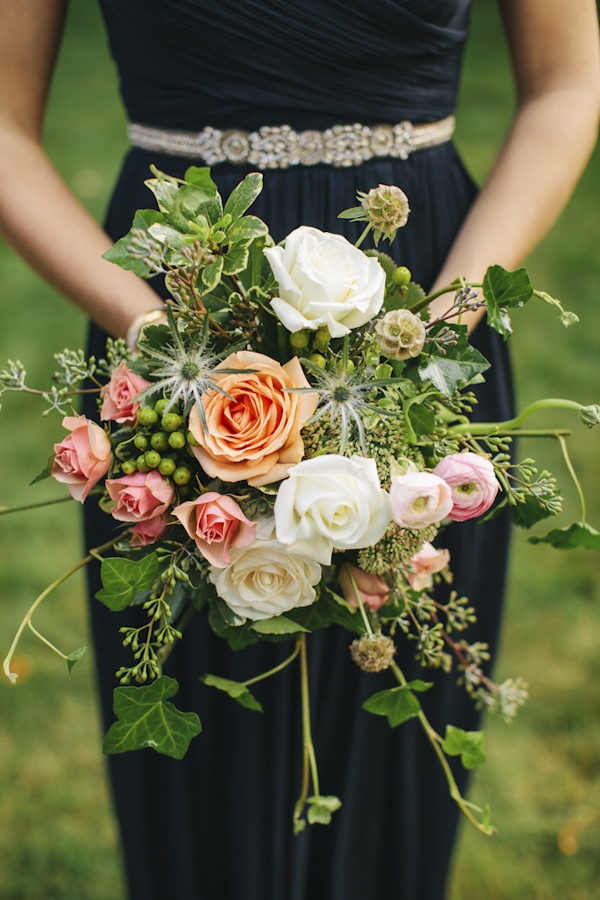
127;116;455;170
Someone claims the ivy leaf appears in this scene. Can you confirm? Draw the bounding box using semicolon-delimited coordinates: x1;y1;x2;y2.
528;521;600;551
251;616;310;635
66;646;87;675
405;679;434;692
287;584;363;635
96;554;159;611
416;326;490;395
483;265;533;339
199;674;263;712
442;725;486;769
224;173;263;220
509;492;556;528
183;166;218;195
407;403;436;436
306;795;342;825
103;676;202;759
362;686;421;727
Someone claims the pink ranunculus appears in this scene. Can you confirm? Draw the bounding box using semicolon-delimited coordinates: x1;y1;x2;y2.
100;363;151;424
106;469;174;522
130;513;171;547
172;492;256;567
388;471;453;529
51;415;112;502
433;452;499;522
338;563;390;611
407;543;450;592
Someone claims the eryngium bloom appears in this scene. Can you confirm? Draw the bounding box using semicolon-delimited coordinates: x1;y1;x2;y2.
375;309;426;360
358;184;410;241
350;634;396;672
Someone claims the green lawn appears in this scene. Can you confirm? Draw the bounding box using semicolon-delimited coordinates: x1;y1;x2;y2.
1;1;599;898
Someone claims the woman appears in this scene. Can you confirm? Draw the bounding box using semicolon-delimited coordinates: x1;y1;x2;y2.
0;2;598;898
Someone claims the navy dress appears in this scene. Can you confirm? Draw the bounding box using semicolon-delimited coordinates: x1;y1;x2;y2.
86;2;513;897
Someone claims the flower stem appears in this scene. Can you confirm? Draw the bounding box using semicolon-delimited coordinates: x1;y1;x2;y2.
345;564;374;635
0;495;75;516
449;398;584;435
556;433;586;522
408;280;470;315
389;659;495;836
354;223;372;249
293;634;321;829
3;536;121;683
244;643;301;687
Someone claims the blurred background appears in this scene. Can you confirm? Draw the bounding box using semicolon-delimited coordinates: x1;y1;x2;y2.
0;1;599;898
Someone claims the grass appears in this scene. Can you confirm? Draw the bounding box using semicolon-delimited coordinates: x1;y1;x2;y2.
0;1;599;898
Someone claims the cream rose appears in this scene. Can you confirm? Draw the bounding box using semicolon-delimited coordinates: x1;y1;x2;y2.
264;225;385;337
189;351;318;488
209;519;321;622
274;454;390;565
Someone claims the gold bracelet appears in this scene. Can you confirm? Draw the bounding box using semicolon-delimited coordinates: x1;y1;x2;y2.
126;308;166;353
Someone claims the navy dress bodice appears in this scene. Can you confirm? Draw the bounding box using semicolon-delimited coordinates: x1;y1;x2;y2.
86;3;513;899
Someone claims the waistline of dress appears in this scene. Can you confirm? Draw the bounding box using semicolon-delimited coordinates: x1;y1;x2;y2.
127;116;455;170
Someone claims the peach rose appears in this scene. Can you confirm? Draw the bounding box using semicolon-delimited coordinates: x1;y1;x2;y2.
172;492;257;567
188;351;318;487
100;363;151;424
130;513;171;547
51;415;112;502
407;543;450;592
105;469;174;522
338;563;390;611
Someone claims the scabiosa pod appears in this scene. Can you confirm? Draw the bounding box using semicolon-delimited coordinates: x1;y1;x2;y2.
375;309;426;361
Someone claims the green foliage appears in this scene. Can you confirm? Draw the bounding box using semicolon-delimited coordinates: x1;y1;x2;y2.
483;265;534;339
442;725;487;770
66;646;88;675
306;795;342;825
528;521;600;551
362;682;432;728
251;616;310;635
199;673;263;712
103;676;202;758
96;554;159;611
414;324;490;395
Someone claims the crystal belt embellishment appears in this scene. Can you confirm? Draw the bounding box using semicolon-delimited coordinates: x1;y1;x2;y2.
128;116;455;169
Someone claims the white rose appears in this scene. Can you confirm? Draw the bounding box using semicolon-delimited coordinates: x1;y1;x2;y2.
264;226;385;338
274;454;391;565
209;518;321;622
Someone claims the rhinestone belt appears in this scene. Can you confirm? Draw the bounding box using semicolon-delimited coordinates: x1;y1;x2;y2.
127;116;455;170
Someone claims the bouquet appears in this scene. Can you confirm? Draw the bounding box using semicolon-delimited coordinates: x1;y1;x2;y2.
2;168;599;835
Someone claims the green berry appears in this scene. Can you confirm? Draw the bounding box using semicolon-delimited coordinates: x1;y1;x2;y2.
289;329;310;349
177;484;191;498
150;431;170;452
186;431;198;446
158;458;177;477
136;455;150;473
161;412;183;433
137;407;159;426
392;266;411;287
134;434;148;450
154;398;169;416
308;353;327;369
121;460;137;475
173;466;192;485
144;450;162;469
168;431;187;450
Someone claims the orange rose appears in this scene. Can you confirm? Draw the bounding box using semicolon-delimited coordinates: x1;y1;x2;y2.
188;351;318;487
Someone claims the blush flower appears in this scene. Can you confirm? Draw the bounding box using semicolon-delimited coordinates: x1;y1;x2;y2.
338;563;390;611
106;469;174;522
434;452;499;522
388;471;453;529
407;543;450;592
130;513;171;547
172;492;256;567
51;415;112;502
100;363;151;424
189;351;318;487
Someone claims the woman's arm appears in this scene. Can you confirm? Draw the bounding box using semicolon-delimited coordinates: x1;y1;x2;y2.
429;0;600;331
0;0;162;338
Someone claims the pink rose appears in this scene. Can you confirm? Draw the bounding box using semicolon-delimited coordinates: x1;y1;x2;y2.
51;415;112;502
407;543;450;592
433;452;499;522
388;471;453;529
100;363;151;424
172;492;257;567
130;513;171;547
338;563;390;611
106;469;174;522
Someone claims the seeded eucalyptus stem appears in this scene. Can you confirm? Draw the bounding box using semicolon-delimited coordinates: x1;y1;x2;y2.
3;536;122;683
389;660;495;836
293;634;321;830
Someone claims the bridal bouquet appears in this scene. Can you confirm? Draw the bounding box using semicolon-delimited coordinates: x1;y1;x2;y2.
3;168;599;834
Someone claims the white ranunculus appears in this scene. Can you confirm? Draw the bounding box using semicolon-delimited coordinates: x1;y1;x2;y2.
264;226;385;338
209;518;321;622
274;455;391;565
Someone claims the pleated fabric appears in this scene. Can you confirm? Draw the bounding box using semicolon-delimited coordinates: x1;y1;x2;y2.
85;3;514;898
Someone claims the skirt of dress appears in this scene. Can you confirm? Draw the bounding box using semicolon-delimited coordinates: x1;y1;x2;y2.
84;143;513;900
